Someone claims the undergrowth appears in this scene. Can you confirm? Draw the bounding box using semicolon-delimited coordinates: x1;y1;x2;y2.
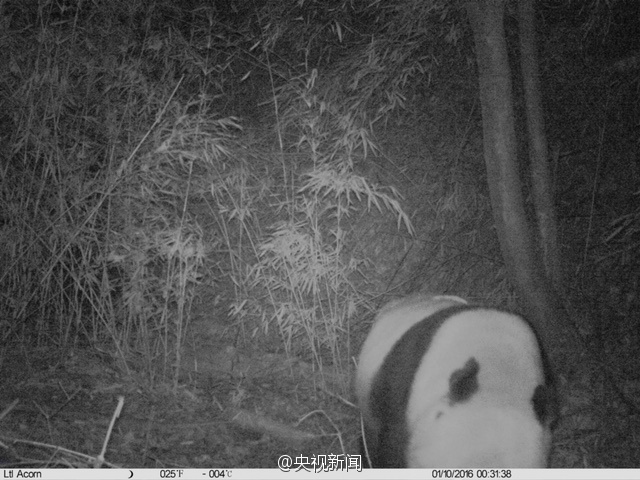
0;0;415;390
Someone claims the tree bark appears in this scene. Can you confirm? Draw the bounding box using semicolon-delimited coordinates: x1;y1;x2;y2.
518;0;564;294
465;0;566;351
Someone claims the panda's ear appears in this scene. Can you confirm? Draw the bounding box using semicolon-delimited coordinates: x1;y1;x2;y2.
447;357;480;405
532;383;560;429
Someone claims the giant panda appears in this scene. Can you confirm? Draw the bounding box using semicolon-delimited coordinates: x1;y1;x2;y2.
355;294;558;468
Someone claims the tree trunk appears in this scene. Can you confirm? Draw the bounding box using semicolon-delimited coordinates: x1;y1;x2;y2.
518;0;564;294
465;0;566;351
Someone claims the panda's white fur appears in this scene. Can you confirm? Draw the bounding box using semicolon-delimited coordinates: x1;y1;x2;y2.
356;294;556;468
